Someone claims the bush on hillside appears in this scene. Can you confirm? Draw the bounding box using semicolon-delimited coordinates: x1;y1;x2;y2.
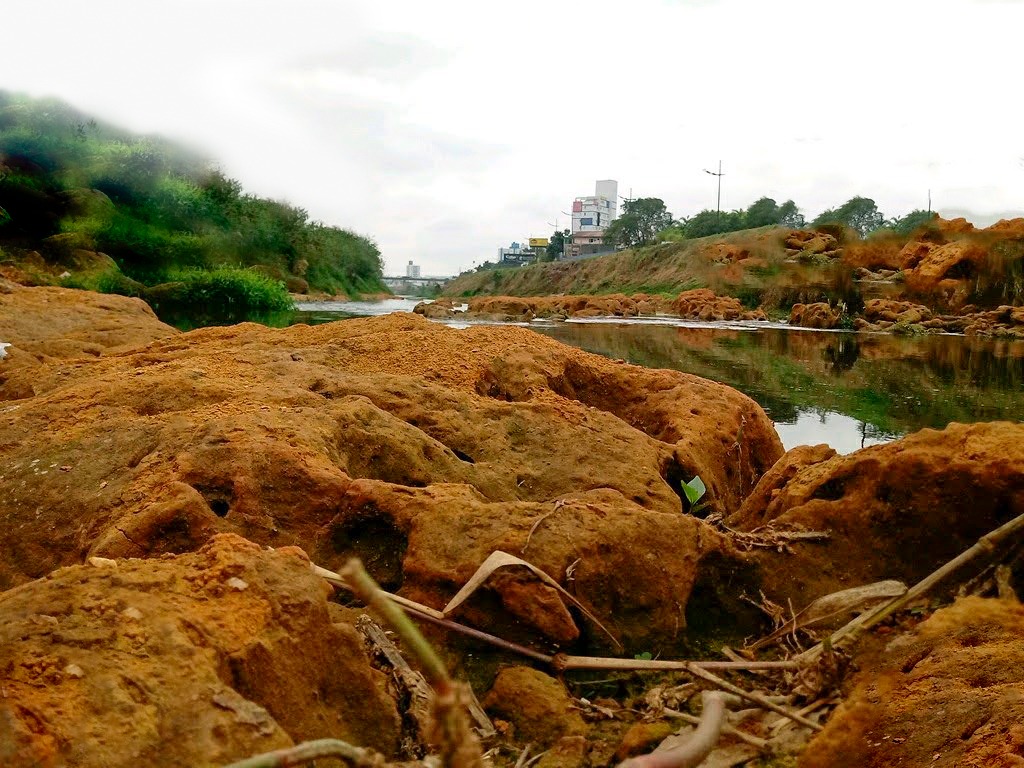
0;91;385;299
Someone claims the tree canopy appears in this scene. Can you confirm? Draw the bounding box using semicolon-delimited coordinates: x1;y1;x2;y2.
603;197;673;249
886;209;937;236
544;229;570;261
811;196;884;237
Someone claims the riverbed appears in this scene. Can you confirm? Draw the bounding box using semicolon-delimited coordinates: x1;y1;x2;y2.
290;298;1024;453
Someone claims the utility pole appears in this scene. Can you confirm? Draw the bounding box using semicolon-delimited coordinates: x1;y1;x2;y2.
704;160;724;226
927;189;932;214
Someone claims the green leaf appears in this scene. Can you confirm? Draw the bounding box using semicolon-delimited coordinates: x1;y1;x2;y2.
634;651;653;661
682;475;706;506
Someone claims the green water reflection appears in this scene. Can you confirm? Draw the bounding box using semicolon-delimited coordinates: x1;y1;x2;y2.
535;322;1024;448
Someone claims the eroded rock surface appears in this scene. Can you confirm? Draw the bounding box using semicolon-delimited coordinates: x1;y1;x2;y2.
0;297;782;652
801;597;1024;768
0;534;399;768
0;280;176;398
730;422;1024;610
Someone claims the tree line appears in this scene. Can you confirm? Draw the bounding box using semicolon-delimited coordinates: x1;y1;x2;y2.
550;195;937;253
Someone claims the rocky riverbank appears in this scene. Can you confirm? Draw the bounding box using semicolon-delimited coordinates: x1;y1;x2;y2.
439;216;1024;339
3;279;1024;767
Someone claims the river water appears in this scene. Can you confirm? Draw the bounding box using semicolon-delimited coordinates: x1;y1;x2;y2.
290;298;1024;453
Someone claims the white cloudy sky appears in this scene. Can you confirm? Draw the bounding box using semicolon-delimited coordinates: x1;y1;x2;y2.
2;0;1022;275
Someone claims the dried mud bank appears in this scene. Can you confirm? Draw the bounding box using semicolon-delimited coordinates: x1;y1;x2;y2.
3;280;1024;767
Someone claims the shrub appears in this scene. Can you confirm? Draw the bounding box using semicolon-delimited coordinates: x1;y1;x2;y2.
147;267;292;321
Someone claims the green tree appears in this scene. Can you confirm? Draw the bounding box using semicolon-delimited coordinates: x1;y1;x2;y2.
545;229;570;260
680;208;745;238
744;197;781;228
778;200;806;228
888;209;937;236
812;196;885;237
604;197;673;248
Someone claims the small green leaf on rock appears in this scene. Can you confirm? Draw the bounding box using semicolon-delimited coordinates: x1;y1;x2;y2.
682;475;707;506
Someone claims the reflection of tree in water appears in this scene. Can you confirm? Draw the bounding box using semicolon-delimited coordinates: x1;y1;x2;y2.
824;335;860;374
534;321;1024;438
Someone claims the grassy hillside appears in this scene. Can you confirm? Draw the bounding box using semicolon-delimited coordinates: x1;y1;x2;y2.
444;227;860;316
0;91;386;318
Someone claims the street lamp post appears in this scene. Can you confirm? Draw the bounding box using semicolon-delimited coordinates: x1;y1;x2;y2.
704;160;724;227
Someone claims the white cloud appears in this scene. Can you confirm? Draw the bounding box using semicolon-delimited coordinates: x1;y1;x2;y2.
1;0;1022;276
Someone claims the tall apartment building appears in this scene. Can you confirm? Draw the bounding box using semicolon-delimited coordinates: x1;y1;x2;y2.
405;260;421;278
571;179;618;234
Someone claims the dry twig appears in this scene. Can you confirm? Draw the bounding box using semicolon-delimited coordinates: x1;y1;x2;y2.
220;738;379;768
618;692;727;768
342;559;484;768
800;510;1024;663
663;707;768;750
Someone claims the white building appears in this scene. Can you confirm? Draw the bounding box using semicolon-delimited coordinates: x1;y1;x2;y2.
405;260;421;278
571;179;618;234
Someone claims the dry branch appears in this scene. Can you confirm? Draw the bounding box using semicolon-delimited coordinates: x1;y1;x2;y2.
617;692;727;768
357;616;496;740
555;655;799;673
799;509;1024;663
747;580;906;652
663;707;768;750
220;738;378;768
342;559;483;768
686;667;822;732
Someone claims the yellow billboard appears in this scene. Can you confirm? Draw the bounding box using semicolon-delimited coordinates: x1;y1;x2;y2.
528;238;549;248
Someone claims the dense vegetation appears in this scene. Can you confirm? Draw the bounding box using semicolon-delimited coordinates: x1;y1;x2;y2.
659;195;936;242
0;91;386;316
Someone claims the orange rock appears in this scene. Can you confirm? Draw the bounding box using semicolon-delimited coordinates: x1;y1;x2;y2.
801;597;1024;768
0;534;400;767
0;297;782;652
0;279;176;397
613;722;676;762
730;422;1024;611
483;667;586;747
984;217;1024;236
861;299;932;324
671;288;749;321
789;302;842;329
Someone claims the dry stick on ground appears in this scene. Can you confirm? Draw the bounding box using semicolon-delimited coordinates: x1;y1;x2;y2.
342;559;484;768
313;561;814;730
220;738;379;768
357;615;497;740
314;562;795;674
685;666;823;732
663;707;769;750
799;509;1024;664
618;692;727;768
360;618;495;741
554;655;800;673
357;615;441;743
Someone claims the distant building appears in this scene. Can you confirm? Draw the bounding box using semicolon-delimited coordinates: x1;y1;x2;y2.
564;180;619;260
571;179;618;235
566;231;616;260
498;241;537;265
406;260;421;278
